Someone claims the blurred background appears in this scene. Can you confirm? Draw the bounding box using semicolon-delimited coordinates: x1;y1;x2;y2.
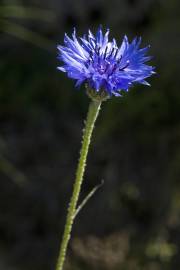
0;0;180;269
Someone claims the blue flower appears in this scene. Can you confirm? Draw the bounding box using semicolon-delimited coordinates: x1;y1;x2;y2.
57;27;155;97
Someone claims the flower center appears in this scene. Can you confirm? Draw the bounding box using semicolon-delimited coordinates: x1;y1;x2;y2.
88;45;129;77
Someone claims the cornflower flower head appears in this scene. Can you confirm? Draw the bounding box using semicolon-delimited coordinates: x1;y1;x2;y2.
57;27;155;99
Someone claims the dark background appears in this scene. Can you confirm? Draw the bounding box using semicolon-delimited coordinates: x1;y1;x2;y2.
0;0;180;269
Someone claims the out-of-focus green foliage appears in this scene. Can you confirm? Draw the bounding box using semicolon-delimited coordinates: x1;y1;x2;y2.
0;4;55;49
0;5;55;21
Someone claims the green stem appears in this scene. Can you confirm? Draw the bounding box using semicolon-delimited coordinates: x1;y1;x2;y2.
56;100;102;270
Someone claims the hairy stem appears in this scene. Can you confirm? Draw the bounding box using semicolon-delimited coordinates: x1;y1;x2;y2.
56;100;101;270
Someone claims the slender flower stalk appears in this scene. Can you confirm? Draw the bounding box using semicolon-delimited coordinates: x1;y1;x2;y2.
56;26;155;270
56;100;101;270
